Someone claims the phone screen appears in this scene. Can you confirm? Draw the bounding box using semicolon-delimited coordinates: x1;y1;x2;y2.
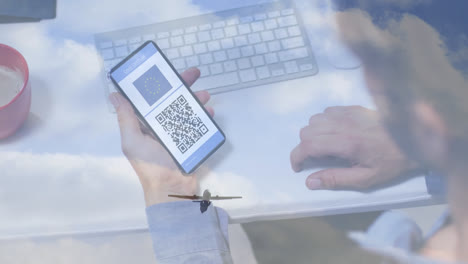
110;41;225;174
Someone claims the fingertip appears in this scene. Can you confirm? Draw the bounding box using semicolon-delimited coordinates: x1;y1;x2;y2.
306;176;323;190
206;106;215;117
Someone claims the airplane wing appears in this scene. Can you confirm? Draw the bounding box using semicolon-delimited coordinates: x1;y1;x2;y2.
168;194;202;200
210;196;243;200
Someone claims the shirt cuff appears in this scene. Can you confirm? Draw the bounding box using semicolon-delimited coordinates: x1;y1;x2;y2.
146;201;231;262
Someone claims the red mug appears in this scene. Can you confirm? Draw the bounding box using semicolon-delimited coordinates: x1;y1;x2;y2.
0;44;31;139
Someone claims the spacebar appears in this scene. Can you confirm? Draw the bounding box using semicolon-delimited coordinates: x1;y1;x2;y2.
189;72;240;92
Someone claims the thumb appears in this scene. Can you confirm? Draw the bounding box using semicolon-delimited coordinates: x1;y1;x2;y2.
109;92;143;151
305;168;377;190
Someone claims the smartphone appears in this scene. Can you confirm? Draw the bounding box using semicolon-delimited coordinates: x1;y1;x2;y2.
110;41;225;174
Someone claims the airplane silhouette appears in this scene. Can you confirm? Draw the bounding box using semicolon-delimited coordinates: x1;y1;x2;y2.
169;190;242;213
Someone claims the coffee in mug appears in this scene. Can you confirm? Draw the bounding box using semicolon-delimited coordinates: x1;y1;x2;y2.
0;66;24;107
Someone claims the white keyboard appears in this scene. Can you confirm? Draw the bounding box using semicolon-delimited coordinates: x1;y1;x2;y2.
95;1;318;110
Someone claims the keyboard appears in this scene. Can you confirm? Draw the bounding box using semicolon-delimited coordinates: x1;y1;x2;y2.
94;1;318;110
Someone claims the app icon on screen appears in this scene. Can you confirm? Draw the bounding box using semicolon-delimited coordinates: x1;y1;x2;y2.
133;65;172;106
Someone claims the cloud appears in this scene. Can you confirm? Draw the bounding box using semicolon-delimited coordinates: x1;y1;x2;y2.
0;152;146;237
54;0;205;33
259;72;371;115
0;233;156;264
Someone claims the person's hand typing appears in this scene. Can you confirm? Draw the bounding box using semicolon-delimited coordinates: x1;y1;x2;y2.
290;106;421;190
109;68;213;206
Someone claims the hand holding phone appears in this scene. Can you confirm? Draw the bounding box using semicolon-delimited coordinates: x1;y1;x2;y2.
110;41;225;174
109;68;214;206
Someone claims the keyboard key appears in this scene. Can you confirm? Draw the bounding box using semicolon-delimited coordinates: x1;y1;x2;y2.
115;46;128;57
300;63;315;71
143;34;156;41
240;16;253;23
221;38;234;49
241;46;254;57
211;28;225;40
274;28;288;39
254;13;267;20
199;24;212;31
101;48;114;60
268;11;280;18
171;29;184;36
237;58;251;69
278;47;308;61
227;48;241;59
251;55;265;66
129;36;141;44
158;38;170;49
271;66;285;76
284;61;299;73
239;69;257;82
226;18;239;25
104;60;116;70
256;66;270;79
198;65;210;77
248;33;262;44
200;53;214;64
186;56;200;67
265;53;279;64
223;61;237;72
251;21;265;32
114;39;127;46
166;48;180;59
264;19;278;30
281;8;294;16
184;34;197;45
225;26;238;37
185;26;198;33
207;40;221;51
172;58;186;70
281;36;305;49
238;24;251;35
180;46;193;57
191;72;239;91
130;44;140;52
214;50;227;62
268;40;281;52
170;36;184;47
210;63;223;75
254;43;268;54
198;31;211;42
193;43;207;54
278;16;298;27
213;21;226;28
287;26;301;36
158;32;170;39
261;30;275;41
234;36;248;46
100;41;113;49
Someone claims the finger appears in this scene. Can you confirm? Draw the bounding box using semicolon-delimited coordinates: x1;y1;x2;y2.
299;124;339;141
181;67;200;87
195;90;211;105
305;167;377;190
109;92;143;149
290;135;355;172
205;106;215;117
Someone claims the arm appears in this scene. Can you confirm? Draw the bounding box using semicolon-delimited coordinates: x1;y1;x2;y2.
110;68;233;263
146;201;232;264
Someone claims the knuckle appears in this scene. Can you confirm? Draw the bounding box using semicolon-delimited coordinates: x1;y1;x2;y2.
299;126;309;141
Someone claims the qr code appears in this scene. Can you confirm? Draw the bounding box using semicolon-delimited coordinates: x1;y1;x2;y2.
156;95;209;154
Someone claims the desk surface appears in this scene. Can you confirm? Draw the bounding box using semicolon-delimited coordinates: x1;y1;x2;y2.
0;0;437;239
